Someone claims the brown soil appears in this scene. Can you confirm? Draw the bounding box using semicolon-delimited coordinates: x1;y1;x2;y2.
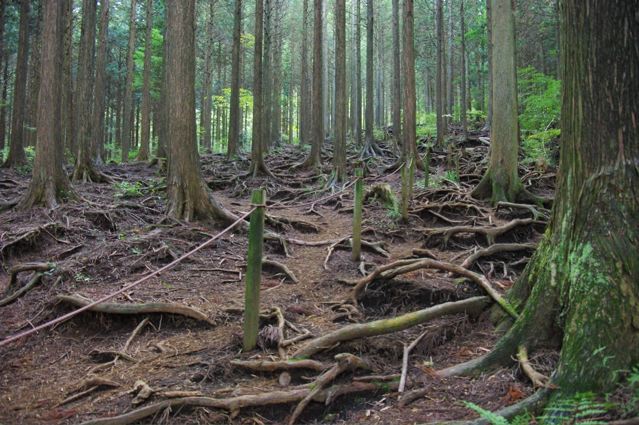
0;138;557;424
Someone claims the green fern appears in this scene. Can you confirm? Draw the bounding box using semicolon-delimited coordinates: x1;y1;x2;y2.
463;402;510;425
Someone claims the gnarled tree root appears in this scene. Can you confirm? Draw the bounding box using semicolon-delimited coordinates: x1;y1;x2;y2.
79;381;398;425
1;262;56;307
350;258;518;318
293;297;491;358
461;243;537;269
420;218;539;247
56;294;213;325
263;258;299;283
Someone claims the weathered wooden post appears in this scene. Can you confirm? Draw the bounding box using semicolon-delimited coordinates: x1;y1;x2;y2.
352;168;363;261
243;188;265;351
424;147;431;188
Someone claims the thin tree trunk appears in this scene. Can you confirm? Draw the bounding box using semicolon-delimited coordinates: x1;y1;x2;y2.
227;0;242;158
446;0;454;122
262;0;273;150
25;4;42;148
92;0;109;165
435;0;444;147
460;0;467;138
402;0;417;165
121;0;137;163
331;0;346;185
3;0;30;168
483;0;493;131
362;0;376;157
137;0;153;161
391;0;401;154
62;0;74;154
271;0;283;146
302;0;324;170
0;0;6;153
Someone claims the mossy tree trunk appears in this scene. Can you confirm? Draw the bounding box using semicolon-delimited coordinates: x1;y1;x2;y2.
120;0;137;163
136;0;153;161
18;0;74;209
92;0;109;165
469;0;639;397
165;0;236;223
330;0;346;185
471;0;526;204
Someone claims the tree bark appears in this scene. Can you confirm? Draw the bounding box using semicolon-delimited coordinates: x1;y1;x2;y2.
461;0;639;400
227;0;242;158
62;0;74;154
391;0;401;155
136;0;154;161
25;4;42;149
0;0;6;153
92;0;109;165
3;0;30;168
471;0;526;204
460;0;467;138
73;0;103;183
165;0;236;223
402;0;417;165
18;0;74;209
121;0;137;163
270;1;283;146
435;0;444;147
361;0;377;157
331;0;346;185
302;0;324;170
483;0;493;131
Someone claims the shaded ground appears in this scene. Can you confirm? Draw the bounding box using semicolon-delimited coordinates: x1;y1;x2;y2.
0;135;559;424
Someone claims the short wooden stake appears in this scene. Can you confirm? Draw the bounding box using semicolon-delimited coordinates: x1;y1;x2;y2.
243;189;266;351
352;168;363;261
424;148;430;188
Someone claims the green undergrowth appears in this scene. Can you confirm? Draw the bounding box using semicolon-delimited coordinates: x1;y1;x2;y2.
464;365;639;424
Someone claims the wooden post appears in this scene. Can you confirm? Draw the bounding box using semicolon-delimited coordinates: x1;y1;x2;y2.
352;168;363;261
243;188;265;351
408;156;415;200
424;147;430;188
401;161;409;222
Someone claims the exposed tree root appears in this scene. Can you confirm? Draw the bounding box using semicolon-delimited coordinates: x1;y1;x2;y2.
349;258;518;318
496;201;550;221
266;214;320;233
56;294;213;324
288;353;369;425
399;329;429;393
79;381;397;425
0;272;44;307
517;345;556;389
461;243;537;269
0;223;63;256
1;262;56;307
57;378;121;407
292;297;490;357
263;258;299;283
230;359;329;373
420;218;539;247
467;389;552;424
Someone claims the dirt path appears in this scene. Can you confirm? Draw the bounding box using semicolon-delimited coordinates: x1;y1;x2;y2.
0;142;556;424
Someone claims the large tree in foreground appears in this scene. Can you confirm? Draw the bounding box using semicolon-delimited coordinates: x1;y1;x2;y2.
164;0;235;223
17;0;74;209
445;0;638;405
329;0;346;185
471;0;527;204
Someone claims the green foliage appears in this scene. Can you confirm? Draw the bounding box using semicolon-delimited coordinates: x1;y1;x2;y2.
463;402;510;425
540;392;613;424
373;128;386;141
416;113;437;138
113;181;144;198
14;146;36;175
444;170;460;183
522;128;561;164
468;109;487;127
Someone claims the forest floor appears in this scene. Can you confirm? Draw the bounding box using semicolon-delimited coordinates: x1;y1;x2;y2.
0;133;558;425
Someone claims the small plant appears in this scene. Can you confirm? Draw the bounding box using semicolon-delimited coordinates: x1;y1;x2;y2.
114;181;144;198
539;392;613;424
74;272;91;282
444;169;460;183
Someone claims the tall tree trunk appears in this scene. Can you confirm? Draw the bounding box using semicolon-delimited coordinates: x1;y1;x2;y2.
460;0;467;138
25;4;42;148
302;0;324;170
321;0;329;140
3;0;30;168
92;0;109;165
435;0;444;147
361;0;377;157
73;0;106;182
227;0;242;158
249;0;271;176
446;0;454;123
299;0;310;147
271;0;283;146
402;0;417;164
331;0;346;185
458;0;639;402
262;0;273;150
164;0;235;222
62;0;74;154
482;0;493;131
0;0;6;153
121;0;137;163
137;0;153;161
471;0;527;204
18;0;74;208
391;0;401;155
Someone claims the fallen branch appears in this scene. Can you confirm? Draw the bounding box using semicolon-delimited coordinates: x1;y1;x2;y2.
399;329;430;393
56;294;213;325
79;381;396;425
0;273;44;307
230;358;328;373
57;378;121;407
461;243;537;269
293;297;490;358
288;353;369;425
